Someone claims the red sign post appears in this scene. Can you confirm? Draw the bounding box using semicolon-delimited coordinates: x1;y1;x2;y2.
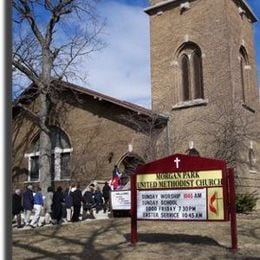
228;168;238;251
130;154;237;251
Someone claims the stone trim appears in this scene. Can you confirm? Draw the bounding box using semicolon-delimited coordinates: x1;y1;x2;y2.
242;103;255;113
172;98;208;110
144;0;258;23
144;0;178;14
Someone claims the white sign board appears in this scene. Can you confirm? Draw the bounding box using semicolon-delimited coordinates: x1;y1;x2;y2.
111;190;131;210
137;189;207;220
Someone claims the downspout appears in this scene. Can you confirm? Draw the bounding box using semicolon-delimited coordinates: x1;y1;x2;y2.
166;117;172;155
165;116;171;155
158;114;171;156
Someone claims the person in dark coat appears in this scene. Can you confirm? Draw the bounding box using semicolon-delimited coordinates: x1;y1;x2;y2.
64;186;73;222
82;185;95;219
71;183;82;222
94;186;103;214
102;182;111;213
12;189;23;228
22;185;34;226
52;186;64;224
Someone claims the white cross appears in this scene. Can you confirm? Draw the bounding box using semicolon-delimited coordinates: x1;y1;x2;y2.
174;157;180;168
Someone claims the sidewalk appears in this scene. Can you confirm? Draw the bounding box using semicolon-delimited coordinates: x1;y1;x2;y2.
12;210;111;231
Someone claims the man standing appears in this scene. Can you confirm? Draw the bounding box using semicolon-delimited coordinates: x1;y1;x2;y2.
30;186;43;228
102;182;111;213
22;185;34;226
12;189;23;228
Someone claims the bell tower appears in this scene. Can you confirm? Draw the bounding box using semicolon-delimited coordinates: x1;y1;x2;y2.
145;0;258;112
145;0;260;201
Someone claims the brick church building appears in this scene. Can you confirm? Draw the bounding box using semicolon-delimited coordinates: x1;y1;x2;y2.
12;0;260;206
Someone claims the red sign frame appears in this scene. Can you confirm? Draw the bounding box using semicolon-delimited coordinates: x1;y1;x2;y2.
130;154;237;251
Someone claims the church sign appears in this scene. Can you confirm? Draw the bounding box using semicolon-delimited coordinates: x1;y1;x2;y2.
137;188;207;220
136;169;225;221
130;154;238;251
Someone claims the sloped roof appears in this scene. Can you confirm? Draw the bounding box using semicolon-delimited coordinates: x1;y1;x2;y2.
13;79;169;125
56;80;167;120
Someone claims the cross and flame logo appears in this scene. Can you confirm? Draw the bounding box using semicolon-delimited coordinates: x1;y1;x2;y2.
209;191;218;215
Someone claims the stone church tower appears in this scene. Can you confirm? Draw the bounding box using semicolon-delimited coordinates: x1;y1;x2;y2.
145;0;260;202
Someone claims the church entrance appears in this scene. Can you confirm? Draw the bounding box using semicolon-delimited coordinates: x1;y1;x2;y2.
116;152;145;187
111;152;144;217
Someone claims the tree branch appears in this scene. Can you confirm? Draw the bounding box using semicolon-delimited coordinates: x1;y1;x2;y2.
14;102;40;125
45;0;74;48
12;58;40;86
13;0;45;46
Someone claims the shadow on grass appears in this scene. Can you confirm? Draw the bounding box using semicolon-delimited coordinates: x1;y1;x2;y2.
12;219;127;260
125;232;228;248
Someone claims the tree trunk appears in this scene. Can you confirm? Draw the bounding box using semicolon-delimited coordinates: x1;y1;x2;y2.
39;92;52;196
39;50;52;196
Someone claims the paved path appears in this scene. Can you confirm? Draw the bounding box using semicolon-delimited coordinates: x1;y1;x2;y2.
12;210;111;230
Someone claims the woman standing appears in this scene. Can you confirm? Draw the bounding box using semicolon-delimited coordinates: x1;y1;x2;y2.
64;185;73;222
82;185;95;219
71;183;82;222
52;186;64;224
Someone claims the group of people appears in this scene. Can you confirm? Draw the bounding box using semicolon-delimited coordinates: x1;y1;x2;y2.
12;181;112;229
13;185;44;228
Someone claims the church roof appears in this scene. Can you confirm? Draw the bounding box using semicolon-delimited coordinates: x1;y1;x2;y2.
56;80;166;119
13;79;169;125
144;0;258;23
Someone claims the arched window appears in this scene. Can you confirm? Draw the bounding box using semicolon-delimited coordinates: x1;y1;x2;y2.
193;49;204;99
239;46;249;103
181;54;191;101
25;126;73;182
177;42;204;102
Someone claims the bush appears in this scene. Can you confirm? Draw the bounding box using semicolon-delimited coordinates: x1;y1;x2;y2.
235;192;258;213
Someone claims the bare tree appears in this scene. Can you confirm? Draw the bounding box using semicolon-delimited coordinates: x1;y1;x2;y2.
190;96;259;171
12;0;104;194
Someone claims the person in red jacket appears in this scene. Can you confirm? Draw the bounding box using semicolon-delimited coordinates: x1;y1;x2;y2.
111;165;122;190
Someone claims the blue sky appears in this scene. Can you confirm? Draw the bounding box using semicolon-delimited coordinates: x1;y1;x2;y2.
78;0;152;107
248;0;260;86
82;0;260;108
12;0;260;108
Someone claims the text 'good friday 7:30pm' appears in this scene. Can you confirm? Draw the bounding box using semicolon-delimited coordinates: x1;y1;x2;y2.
137;170;223;189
